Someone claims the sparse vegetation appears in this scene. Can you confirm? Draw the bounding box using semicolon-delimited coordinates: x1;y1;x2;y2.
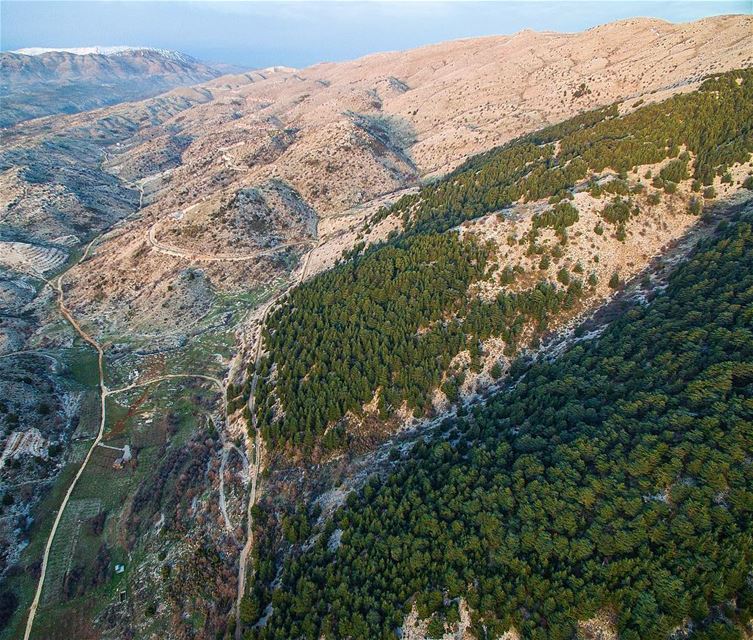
375;68;753;237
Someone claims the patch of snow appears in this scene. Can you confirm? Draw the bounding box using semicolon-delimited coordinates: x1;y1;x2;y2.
14;46;140;56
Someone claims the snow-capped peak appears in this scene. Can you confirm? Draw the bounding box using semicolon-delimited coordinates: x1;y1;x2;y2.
11;46;197;63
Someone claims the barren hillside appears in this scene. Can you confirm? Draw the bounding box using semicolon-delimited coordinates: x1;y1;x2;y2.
4;14;746;340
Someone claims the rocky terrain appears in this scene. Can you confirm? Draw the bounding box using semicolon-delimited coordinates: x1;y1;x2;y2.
0;47;222;127
0;13;751;640
1;14;746;344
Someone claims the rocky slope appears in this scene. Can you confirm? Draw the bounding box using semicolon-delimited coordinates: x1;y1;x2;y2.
0;47;221;126
3;14;747;342
0;14;751;640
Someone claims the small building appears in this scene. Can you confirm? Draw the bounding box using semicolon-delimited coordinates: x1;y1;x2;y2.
113;445;133;469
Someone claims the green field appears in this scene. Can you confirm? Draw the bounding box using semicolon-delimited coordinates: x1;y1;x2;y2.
2;368;223;640
26;378;222;639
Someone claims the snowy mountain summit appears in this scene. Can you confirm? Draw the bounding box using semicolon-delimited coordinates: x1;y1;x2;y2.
12;46;198;63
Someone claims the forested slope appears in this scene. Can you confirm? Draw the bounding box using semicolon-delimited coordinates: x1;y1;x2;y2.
254;207;753;640
240;68;753;454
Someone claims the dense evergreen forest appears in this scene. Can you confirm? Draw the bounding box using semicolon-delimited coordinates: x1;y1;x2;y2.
253;208;753;640
244;68;753;453
256;232;584;451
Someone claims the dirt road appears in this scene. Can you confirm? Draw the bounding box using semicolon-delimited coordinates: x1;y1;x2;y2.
23;266;106;640
233;242;318;638
147;221;308;262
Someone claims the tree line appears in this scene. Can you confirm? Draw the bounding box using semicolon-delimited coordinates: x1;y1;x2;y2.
242;68;753;454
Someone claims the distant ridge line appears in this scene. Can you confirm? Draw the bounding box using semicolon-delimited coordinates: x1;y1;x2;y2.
10;46;198;63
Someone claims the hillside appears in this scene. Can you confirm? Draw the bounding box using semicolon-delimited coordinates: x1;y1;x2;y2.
0;47;221;126
0;15;752;640
231;68;753;640
247;68;753;456
257;201;753;640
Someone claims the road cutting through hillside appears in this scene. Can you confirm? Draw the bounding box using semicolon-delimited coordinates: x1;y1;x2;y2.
234;242;318;638
234;299;273;638
0;350;60;366
107;372;224;396
145;207;322;633
23;257;107;640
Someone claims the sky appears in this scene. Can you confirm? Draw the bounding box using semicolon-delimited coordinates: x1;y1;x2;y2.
1;1;749;69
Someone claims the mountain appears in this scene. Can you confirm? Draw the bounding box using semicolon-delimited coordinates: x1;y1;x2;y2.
242;65;753;639
261;204;753;640
2;14;750;331
0;14;752;640
11;46;197;60
0;47;222;126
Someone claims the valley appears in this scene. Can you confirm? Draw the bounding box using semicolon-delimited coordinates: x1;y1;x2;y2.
0;12;752;640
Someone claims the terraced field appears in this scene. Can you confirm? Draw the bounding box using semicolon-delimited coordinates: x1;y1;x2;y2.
39;498;102;607
0;242;68;275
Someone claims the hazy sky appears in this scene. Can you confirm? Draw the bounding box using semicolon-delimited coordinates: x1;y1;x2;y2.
1;1;749;69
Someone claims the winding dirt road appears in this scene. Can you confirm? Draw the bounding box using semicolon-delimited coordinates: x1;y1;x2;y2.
147;221;308;262
23;258;107;640
24;352;228;640
107;372;224;397
0;350;60;366
23;183;176;639
22;183;318;638
234;299;272;638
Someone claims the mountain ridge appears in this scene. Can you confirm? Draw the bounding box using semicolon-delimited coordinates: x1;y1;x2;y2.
0;47;221;126
10;46;198;62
